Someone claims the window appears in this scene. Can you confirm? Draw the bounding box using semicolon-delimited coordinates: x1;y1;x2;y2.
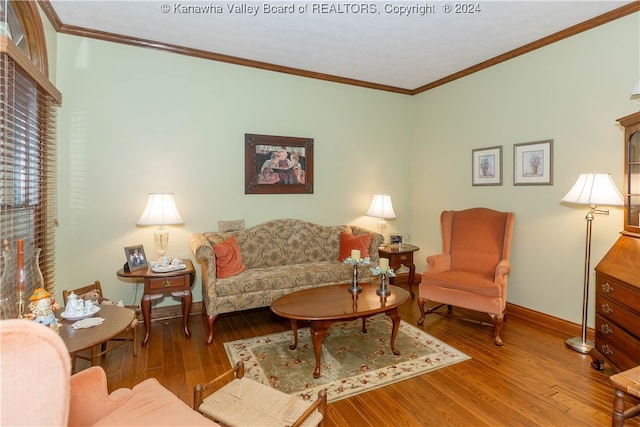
1;0;60;307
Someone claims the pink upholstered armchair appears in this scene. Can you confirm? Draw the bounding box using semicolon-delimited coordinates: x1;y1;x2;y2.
417;208;515;346
0;319;218;426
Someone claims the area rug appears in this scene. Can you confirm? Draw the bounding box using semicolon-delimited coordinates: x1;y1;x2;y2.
224;314;470;402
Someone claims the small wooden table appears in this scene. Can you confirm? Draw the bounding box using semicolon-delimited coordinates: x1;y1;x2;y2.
56;304;134;371
117;259;195;346
271;282;410;378
378;244;420;298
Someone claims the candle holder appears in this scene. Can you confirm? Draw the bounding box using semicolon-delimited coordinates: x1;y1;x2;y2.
343;257;370;294
377;272;391;297
17;289;25;318
370;265;396;298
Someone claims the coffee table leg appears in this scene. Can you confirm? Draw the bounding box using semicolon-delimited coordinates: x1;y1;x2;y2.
310;320;331;379
386;308;402;355
289;319;298;350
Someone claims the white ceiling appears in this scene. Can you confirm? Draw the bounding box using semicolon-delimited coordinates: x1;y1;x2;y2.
47;1;634;91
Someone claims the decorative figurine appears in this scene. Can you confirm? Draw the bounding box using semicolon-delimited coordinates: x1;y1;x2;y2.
27;288;60;333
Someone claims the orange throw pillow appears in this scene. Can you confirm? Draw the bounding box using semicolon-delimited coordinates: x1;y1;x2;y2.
213;236;247;278
338;232;373;261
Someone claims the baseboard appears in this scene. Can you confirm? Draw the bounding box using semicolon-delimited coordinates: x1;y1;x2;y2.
136;301;205;323
506;302;595;341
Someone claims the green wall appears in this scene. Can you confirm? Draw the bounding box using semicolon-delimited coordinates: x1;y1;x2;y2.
411;12;639;326
54;35;412;307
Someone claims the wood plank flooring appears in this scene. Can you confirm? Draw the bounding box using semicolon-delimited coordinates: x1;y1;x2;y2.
77;297;640;426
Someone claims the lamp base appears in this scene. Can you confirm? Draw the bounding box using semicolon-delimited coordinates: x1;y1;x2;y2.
565;336;594;354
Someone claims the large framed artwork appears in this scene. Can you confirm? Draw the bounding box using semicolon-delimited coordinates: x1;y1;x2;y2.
513;139;554;186
472;145;503;186
245;134;314;194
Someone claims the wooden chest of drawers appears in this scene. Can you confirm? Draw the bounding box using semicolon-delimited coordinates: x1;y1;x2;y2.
591;235;640;371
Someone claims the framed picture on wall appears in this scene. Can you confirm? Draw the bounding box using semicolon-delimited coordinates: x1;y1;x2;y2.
513;139;554;185
245;134;314;195
472;145;503;186
124;245;148;272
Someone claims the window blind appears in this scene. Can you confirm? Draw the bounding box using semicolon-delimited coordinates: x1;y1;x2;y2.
1;36;60;306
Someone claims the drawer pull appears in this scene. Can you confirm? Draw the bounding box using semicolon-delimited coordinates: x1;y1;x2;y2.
400;255;407;261
600;323;613;335
600;304;613;314
600;344;613;356
162;280;173;288
601;282;614;293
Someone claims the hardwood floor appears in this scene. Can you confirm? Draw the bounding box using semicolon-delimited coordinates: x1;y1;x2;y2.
78;297;640;426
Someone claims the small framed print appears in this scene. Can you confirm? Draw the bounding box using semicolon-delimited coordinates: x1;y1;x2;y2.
124;244;148;272
389;234;403;245
514;139;554;186
472;146;502;186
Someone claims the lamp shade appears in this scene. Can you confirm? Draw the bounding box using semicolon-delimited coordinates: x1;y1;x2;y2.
366;194;396;219
136;193;184;226
561;173;623;207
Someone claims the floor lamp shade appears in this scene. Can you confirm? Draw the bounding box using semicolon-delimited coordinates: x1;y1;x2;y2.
561;173;623;207
137;193;184;258
561;173;623;354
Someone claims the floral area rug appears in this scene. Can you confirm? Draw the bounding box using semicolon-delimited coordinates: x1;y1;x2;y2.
224;314;470;402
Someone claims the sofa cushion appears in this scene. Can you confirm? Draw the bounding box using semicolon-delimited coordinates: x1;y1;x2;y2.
213;236;246;278
338;231;373;261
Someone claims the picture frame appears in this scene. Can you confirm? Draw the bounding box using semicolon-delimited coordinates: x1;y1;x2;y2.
513;139;554;186
124;244;148;272
472;145;503;186
389;234;403;245
245;134;314;194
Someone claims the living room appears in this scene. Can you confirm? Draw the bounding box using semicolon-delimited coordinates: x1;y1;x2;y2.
2;1;640;425
45;6;637;331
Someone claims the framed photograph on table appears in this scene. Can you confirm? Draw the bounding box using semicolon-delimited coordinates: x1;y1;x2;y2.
245;133;314;195
513;139;554;186
472;146;502;186
124;245;148;272
389;234;403;245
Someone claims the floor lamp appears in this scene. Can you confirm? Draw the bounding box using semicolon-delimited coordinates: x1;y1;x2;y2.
561;173;623;353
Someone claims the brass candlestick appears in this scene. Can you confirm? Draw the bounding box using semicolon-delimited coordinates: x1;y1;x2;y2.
377;272;391;297
17;290;25;318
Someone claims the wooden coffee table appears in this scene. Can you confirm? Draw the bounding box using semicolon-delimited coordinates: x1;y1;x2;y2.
56;304;135;371
271;282;410;378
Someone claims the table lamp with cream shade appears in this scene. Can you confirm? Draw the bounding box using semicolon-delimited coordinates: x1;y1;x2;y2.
366;193;396;243
136;193;184;259
561;172;623;353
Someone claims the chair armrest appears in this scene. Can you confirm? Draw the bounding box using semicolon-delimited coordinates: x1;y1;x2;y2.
495;259;511;282
68;366;134;427
291;388;327;427
426;253;451;274
193;361;244;410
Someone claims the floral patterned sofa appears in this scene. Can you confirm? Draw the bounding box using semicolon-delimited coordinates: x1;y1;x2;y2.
190;218;383;344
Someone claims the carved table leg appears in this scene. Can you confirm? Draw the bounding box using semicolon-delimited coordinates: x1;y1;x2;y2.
386;307;402;355
288;319;299;350
309;320;332;379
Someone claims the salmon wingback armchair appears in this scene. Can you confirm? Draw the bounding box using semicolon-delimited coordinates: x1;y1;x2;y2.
417;208;515;346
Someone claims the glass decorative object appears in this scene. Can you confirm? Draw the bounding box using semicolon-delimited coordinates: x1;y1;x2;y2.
1;245;44;318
